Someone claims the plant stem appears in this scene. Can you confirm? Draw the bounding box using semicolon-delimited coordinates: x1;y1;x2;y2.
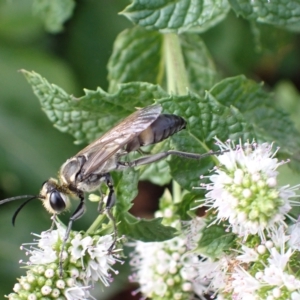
163;33;190;202
172;180;182;203
163;33;189;95
86;213;107;235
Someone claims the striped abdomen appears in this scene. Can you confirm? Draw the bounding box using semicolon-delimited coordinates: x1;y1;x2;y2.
125;114;186;152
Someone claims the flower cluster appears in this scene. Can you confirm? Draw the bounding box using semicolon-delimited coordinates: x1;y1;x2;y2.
200;141;297;240
193;224;300;299
7;222;122;299
129;236;201;300
192;141;300;299
129;189;207;300
129;141;300;300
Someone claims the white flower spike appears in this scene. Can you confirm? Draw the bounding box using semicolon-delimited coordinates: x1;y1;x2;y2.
7;221;123;299
199;140;299;240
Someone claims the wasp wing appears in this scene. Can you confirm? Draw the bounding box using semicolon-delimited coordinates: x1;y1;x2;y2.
76;104;162;177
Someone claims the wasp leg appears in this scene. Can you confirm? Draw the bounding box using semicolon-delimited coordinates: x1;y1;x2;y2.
59;195;86;277
101;174;118;252
97;183;106;213
106;207;118;252
44;214;57;233
137;148;150;155
117;149;229;169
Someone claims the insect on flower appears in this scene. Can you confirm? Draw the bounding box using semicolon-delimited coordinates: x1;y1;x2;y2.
0;104;225;275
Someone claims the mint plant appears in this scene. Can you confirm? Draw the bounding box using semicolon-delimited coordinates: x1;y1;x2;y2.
3;0;300;299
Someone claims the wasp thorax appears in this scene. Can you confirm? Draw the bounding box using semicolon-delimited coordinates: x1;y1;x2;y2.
40;178;70;214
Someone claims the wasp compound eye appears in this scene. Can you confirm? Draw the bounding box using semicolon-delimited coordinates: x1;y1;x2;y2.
49;190;66;212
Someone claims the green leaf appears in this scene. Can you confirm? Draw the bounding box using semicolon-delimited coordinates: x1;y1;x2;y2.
209;75;300;169
118;212;177;241
32;0;75;33
139;139;172;185
197;224;235;258
180;34;219;94
113;168;176;241
113;169;140;213
121;0;230;33
229;0;300;31
108;27;163;93
21;70;167;144
175;192;199;220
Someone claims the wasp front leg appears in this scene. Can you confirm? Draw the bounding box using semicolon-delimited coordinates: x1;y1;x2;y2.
44;213;58;233
100;173;118;252
59;193;86;277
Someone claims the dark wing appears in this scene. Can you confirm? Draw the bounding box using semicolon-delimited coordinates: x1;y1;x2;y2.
76;104;162;177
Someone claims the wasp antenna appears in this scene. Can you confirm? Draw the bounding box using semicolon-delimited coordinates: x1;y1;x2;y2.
0;195;38;205
12;197;37;226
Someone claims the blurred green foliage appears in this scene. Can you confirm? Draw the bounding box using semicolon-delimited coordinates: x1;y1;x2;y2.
0;0;300;298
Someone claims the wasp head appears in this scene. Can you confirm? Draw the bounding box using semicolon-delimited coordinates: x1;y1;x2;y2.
40;178;71;214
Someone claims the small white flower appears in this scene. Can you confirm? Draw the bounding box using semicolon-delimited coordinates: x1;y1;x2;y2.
268;247;292;270
196;255;229;291
12;283;21;292
84;235;119;285
27;294;37;300
289;222;300;250
41;285;52;295
231;267;261;298
65;285;94;300
56;279;65;289
29;245;57;264
44;268;55;278
25;223;67;265
236;245;259;263
257;244;266;254
283;273;300;291
71;235;93;260
37;223;66;249
262;264;284;286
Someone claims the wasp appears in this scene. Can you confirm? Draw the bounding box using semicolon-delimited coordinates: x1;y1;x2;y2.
0;104;225;274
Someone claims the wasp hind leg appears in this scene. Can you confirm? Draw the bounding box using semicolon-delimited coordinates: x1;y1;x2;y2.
117;149;230;169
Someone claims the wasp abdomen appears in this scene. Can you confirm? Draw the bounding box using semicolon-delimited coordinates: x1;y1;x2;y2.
150;114;186;142
126;114;186;152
